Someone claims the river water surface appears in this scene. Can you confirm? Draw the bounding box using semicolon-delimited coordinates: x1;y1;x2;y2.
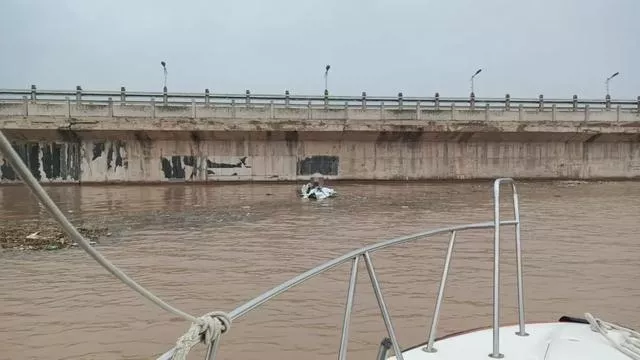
1;181;639;360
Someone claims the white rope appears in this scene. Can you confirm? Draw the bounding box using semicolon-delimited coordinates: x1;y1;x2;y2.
585;312;640;360
170;311;231;360
0;130;230;357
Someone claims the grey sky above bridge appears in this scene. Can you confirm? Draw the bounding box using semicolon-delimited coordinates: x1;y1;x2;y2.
1;0;638;99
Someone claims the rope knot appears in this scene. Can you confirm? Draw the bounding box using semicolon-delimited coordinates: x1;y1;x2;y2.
170;311;232;360
197;311;232;345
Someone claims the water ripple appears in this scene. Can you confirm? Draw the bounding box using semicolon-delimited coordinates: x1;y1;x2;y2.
0;181;639;360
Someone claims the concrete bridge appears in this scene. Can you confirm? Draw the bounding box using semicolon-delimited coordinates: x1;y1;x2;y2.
0;87;639;184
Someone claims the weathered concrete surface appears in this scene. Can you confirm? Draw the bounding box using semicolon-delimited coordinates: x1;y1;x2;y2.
1;103;639;183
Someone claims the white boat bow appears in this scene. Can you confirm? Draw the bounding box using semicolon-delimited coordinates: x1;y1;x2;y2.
387;317;640;360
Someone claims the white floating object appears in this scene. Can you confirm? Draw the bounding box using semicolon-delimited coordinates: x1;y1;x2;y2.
25;232;42;240
300;183;336;200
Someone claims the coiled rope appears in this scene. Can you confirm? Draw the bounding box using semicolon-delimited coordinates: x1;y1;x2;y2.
585;313;640;360
0;131;229;358
171;311;231;360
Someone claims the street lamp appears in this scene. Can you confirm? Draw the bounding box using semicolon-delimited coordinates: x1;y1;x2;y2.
324;64;331;95
161;61;167;91
470;68;482;94
606;71;619;97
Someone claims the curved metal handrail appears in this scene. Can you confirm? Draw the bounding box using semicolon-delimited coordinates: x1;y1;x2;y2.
157;221;514;360
157;176;525;360
228;220;514;321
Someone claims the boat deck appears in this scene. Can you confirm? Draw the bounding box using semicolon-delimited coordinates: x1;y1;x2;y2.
395;322;630;360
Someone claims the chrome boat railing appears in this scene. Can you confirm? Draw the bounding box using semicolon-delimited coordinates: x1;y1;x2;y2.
157;178;526;360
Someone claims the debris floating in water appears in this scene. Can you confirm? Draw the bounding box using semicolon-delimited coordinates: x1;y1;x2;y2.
0;220;109;251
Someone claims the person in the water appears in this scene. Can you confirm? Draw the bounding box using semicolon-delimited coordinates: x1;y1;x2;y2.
301;176;325;198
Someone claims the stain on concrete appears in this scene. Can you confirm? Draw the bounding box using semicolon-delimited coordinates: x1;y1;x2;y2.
458;132;475;143
159;155;252;180
83;141;128;181
621;121;640;128
161;156;186;179
134;132;153;160
206;156;252;177
191;132;200;143
297;155;339;176
183;156;197;167
183;156;198;180
2;144;25;181
28;143;41;180
92;142;105;161
134;131;152;142
285;131;298;154
99;141;128;171
0;141;80;182
584;134;602;143
42;143;62;179
0;159;17;180
67;143;79;180
376;132;399;142
403;130;424;143
58;129;80;143
376;131;423;143
284;131;299;143
159;155;202;180
587;122;614;128
206;156;249;169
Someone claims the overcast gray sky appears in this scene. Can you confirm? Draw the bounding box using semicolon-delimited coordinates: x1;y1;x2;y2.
1;0;638;99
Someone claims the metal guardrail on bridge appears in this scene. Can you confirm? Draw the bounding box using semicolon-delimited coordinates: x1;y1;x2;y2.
1;86;639;112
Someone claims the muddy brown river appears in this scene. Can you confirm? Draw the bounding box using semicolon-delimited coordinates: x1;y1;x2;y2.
1;181;639;360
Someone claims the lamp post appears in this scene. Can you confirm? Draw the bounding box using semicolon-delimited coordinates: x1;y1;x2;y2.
161;61;168;91
470;68;482;95
324;64;331;95
606;71;619;97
